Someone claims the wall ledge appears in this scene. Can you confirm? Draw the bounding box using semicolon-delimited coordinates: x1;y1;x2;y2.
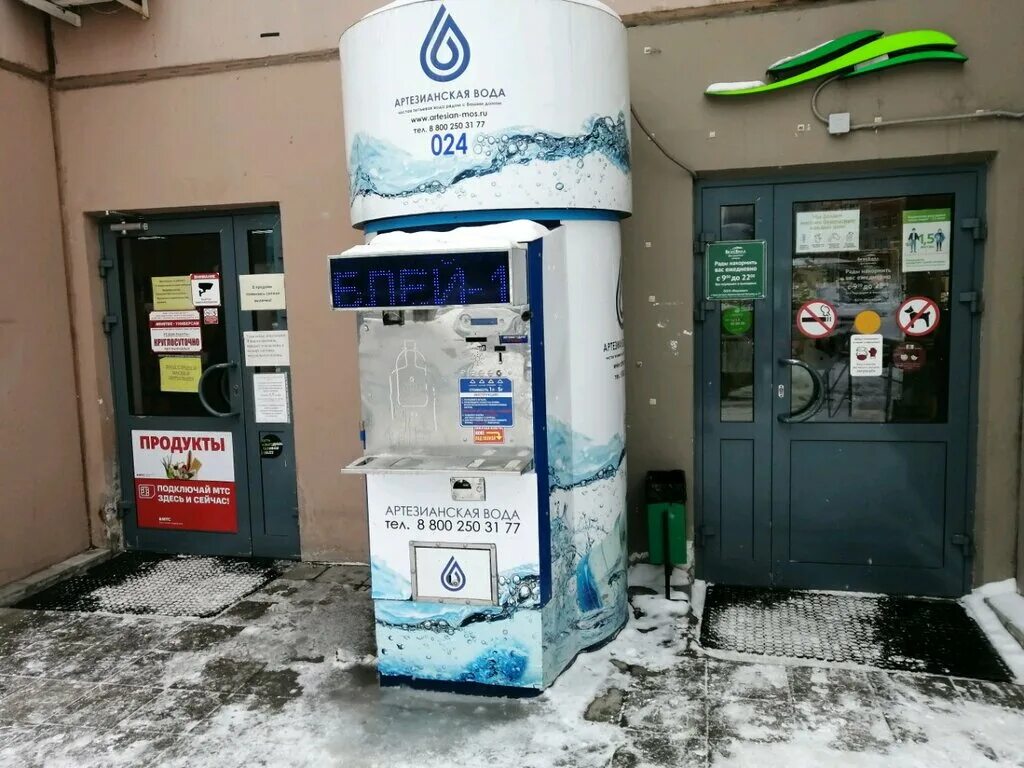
622;0;864;27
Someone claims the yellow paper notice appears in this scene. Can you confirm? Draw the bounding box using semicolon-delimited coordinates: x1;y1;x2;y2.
160;356;203;393
152;276;194;310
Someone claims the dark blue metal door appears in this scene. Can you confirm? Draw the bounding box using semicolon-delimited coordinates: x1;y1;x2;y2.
698;170;981;597
103;213;300;558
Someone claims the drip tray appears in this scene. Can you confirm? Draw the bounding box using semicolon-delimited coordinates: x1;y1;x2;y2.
700;584;1013;682
15;553;288;618
344;449;534;474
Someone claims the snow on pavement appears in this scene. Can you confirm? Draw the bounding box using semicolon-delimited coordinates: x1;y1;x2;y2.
1;565;1023;767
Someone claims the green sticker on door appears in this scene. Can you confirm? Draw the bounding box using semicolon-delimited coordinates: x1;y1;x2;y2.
706;241;767;300
721;306;753;335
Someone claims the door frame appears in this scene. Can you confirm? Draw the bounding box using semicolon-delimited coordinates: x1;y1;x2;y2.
99;207;300;559
693;164;986;596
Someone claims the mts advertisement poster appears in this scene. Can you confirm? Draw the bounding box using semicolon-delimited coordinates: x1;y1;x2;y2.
131;430;237;533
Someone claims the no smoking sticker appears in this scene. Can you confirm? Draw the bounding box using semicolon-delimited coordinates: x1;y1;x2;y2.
897;296;940;337
796;300;838;339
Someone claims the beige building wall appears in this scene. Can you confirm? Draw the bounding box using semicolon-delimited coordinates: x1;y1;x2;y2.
55;60;367;562
18;0;1023;584
623;0;1024;585
0;11;91;585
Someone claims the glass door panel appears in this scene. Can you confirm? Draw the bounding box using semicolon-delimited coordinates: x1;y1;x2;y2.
786;195;954;423
118;234;231;417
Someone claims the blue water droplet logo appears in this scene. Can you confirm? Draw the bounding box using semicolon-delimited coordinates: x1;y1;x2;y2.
420;4;471;83
440;556;467;592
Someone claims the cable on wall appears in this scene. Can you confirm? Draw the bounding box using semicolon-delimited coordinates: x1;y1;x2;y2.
630;105;698;179
811;75;1024;134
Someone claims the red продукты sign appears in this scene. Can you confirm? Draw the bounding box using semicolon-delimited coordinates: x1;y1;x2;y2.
131;430;237;533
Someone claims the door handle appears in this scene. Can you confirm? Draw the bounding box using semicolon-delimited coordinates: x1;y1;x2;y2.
777;358;826;423
198;361;240;418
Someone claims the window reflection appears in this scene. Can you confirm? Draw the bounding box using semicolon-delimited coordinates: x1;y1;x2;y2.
720;204;756;422
791;196;953;423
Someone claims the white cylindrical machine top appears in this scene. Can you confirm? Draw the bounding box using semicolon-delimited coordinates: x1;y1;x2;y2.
341;0;632;227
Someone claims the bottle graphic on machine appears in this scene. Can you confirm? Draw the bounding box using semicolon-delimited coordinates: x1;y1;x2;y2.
389;340;437;433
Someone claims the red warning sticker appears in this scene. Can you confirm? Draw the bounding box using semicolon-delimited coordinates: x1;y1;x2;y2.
897;296;940;337
796;300;838;339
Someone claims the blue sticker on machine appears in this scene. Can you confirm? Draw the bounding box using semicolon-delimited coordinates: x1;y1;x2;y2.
499;335;529;344
460;378;514;427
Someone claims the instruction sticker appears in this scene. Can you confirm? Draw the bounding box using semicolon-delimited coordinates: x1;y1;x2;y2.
795;209;860;253
850;334;884;377
897;297;940;337
243;330;290;367
902;209;951;272
239;273;286;311
473;428;506;444
159;356;202;393
149;310;202;353
892;342;927;372
460;378;514;428
190;273;221;307
151;276;194;311
253;373;291;424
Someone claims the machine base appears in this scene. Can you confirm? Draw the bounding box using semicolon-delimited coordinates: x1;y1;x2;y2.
379;674;544;699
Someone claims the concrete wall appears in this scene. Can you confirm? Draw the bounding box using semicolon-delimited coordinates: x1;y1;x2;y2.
48;0;785;79
0;6;91;585
0;0;48;70
55;60;365;561
623;0;1024;584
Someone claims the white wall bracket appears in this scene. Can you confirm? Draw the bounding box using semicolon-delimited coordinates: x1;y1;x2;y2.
16;0;149;27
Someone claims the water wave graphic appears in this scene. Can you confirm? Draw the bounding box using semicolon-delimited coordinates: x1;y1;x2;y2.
349;113;630;204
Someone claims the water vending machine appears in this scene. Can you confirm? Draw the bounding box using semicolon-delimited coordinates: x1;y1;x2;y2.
333;0;632;693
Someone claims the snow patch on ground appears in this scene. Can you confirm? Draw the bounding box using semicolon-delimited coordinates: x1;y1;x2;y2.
963;580;1024;683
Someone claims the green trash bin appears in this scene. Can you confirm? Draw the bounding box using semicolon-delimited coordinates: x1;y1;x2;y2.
646;470;687;565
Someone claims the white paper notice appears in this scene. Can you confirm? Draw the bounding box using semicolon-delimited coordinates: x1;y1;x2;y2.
850;334;884;377
253;373;290;423
243;330;290;367
239;273;286;311
795;209;860;253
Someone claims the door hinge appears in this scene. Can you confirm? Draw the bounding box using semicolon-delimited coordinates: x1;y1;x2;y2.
694;299;717;324
958;291;983;315
116;499;133;520
693;231;715;256
960;217;987;242
951;532;973;551
696;523;718;548
102;314;119;334
98;256;114;278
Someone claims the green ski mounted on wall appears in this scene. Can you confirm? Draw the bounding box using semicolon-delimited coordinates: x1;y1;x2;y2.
705;29;967;96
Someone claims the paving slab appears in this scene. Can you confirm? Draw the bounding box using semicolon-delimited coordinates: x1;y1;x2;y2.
316;565;370;588
60;683;163;729
117;687;228;734
279;564;329;581
0;566;1022;767
0;677;96;726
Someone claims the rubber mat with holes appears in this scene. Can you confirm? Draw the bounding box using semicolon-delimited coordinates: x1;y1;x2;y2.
700;584;1012;682
16;553;288;618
